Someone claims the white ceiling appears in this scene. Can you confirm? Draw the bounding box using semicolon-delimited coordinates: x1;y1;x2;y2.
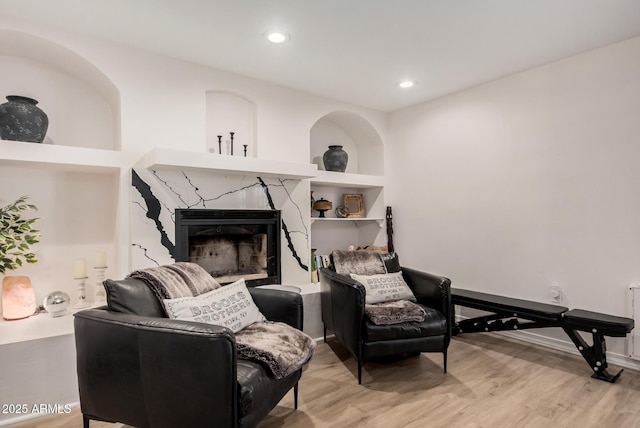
2;0;640;112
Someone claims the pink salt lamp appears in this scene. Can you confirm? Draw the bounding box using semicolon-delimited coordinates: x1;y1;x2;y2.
1;276;36;320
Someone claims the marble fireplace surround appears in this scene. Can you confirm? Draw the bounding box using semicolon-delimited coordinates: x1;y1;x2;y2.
130;166;312;286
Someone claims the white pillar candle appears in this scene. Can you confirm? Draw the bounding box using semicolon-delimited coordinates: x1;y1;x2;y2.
74;258;87;278
95;251;107;268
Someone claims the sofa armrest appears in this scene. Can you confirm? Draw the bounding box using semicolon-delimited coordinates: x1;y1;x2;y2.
401;266;453;336
319;267;366;357
74;308;238;428
249;287;303;330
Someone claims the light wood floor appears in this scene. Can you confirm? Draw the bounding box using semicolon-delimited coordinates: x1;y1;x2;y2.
7;333;640;428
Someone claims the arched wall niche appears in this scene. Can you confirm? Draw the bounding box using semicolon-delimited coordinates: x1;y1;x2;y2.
310;110;384;175
0;29;121;150
205;90;257;157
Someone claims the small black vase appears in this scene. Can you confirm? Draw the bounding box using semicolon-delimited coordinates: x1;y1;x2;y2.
0;95;49;143
322;145;348;172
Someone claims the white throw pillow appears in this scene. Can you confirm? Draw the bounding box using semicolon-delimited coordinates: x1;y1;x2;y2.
350;271;416;304
163;278;266;332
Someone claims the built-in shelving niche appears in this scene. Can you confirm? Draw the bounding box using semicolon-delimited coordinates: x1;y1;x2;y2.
309;110;387;255
205;91;256;157
0;30;124;340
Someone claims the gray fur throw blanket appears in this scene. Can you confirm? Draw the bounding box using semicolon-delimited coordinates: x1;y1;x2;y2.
365;300;426;325
331;250;387;276
128;262;220;300
236;321;316;379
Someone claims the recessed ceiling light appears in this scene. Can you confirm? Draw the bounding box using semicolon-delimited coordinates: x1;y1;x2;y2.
266;31;290;44
399;80;415;88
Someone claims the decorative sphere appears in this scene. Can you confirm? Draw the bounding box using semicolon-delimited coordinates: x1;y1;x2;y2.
43;291;71;317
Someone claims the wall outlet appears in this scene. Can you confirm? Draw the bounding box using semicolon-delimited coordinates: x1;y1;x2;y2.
549;285;562;303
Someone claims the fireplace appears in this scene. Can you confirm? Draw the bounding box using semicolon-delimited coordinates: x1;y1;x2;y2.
175;209;281;286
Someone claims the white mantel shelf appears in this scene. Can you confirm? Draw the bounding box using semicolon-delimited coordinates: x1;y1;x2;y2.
141;147;319;180
0;139;126;173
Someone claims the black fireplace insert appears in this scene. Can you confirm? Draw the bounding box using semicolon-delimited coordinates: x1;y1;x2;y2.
175;209;281;287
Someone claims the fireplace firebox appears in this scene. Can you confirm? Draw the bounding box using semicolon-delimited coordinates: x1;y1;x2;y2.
175;209;281;287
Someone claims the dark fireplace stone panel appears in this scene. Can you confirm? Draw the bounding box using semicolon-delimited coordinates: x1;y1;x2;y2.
189;230;268;284
175;209;281;286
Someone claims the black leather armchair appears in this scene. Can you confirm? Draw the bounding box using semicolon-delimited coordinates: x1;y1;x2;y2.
74;278;305;428
319;251;452;384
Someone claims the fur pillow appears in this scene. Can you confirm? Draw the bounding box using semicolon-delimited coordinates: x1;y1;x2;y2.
350;271;416;304
331;250;387;275
163;278;266;332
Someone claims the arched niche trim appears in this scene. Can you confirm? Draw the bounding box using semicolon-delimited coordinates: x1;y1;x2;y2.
0;29;121;149
205;90;257;157
310;110;384;175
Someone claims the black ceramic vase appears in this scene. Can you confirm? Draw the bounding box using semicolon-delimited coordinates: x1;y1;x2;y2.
322;145;348;172
0;95;49;143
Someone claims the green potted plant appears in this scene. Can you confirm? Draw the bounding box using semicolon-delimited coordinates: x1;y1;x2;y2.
1;196;41;320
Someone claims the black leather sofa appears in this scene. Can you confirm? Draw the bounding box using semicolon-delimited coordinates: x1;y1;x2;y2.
319;251;452;384
74;277;305;428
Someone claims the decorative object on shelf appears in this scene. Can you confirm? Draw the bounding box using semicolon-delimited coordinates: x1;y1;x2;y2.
243;144;248;157
335;205;350;218
73;258;90;308
310;191;315;210
1;276;36;320
94;250;108;303
310;248;318;283
0;196;40;320
313;198;332;218
230;131;235;155
217;135;223;154
0;196;40;274
342;194;364;218
386;206;394;253
43;290;71;317
322;145;348;172
0;95;49;143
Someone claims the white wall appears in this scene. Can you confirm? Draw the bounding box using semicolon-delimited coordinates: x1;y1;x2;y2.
388;36;640;353
0;17;389;425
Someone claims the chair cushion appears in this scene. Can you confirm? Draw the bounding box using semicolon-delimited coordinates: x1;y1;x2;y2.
237;359;301;426
104;277;166;317
364;305;447;342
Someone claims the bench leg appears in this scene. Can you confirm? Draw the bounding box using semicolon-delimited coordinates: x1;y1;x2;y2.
561;327;623;383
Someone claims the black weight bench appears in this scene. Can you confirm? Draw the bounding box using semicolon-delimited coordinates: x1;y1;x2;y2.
452;288;634;383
